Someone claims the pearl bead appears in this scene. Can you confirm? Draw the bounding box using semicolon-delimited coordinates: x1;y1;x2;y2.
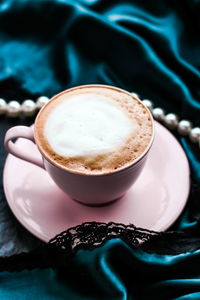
164;113;179;130
131;92;139;99
142;99;154;111
189;127;200;143
7;101;21;117
152;107;165;121
0;98;7;115
36;96;49;109
177;120;192;136
21;99;36;117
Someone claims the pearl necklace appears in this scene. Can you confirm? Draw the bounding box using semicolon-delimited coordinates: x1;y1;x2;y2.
0;93;200;148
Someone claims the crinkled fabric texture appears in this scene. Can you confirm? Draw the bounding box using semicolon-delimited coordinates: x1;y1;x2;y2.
0;0;200;299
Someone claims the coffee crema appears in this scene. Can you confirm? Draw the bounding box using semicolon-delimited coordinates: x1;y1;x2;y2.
35;85;153;174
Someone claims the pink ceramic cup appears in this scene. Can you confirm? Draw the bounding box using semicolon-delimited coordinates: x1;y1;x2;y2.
4;85;154;206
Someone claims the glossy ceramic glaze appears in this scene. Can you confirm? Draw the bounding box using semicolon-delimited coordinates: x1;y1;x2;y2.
3;121;190;242
4;124;152;205
4;85;154;205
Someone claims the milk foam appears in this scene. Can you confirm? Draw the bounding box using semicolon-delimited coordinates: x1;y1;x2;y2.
44;93;138;158
35;86;153;174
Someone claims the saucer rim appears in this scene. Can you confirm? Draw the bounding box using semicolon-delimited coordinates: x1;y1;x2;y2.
3;121;190;242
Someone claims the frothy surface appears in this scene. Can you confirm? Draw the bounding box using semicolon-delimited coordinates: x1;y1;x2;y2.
35;86;153;174
44;94;137;158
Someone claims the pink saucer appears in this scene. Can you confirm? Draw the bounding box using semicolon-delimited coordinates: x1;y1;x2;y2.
3;121;190;242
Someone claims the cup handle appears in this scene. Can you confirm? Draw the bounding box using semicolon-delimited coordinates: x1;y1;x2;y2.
4;126;45;169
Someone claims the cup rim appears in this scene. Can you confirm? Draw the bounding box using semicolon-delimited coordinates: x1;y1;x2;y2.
34;84;155;177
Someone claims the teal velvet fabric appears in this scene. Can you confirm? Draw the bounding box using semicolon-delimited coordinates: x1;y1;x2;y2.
2;239;200;299
0;0;199;299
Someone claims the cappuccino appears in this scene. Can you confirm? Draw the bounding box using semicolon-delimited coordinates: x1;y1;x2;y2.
35;85;153;174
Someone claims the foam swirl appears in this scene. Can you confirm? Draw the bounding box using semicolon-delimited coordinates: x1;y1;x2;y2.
35;86;153;174
44;93;137;158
